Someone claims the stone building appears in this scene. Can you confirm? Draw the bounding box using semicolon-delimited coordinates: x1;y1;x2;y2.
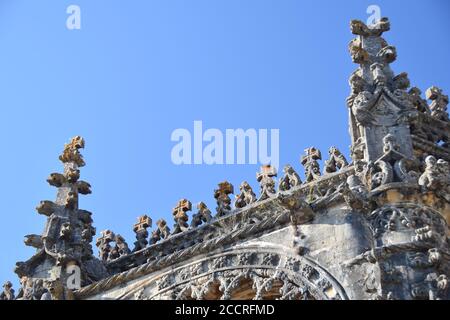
2;17;449;300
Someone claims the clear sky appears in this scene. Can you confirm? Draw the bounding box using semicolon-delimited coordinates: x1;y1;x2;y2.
0;0;449;288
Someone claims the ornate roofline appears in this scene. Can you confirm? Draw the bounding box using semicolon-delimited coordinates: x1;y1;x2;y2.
75;167;355;298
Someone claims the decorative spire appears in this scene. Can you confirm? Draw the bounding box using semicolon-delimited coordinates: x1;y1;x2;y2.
190;202;212;228
14;137;107;300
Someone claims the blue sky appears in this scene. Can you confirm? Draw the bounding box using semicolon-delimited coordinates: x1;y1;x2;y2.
0;0;449;288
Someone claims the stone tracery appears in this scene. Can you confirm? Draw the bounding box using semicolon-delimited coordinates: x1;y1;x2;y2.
122;250;347;301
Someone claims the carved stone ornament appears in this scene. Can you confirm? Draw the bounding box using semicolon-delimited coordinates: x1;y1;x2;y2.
361;134;419;190
301;148;322;183
214;181;234;217
10;17;450;301
324;147;348;174
278;165;302;192
118;251;347;301
190;202;212;228
172;199;192;235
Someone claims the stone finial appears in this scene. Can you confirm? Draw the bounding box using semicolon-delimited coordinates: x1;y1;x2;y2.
383;133;397;152
96;230;115;262
76;181;92;195
172;199;192;235
408;87;429;113
348;38;369;64
349;17;392;71
279;165;302;191
347;17;401;89
419;156;439;190
324;147;348;174
149;219;171;244
132;215;152;252
348;71;367;97
301;148;322;183
214;181;234;217
370;62;386;86
350;17;390;37
418;156;450;198
346;17;420;164
16;137;108;295
426;86;449;121
191;202;212;228
109;234;131;260
35;200;56;216
392;72;410;91
47;173;66;188
0;281;15;300
65;167;80;183
134;215;152;233
59;136;86;167
235;181;257;208
377;45;397;64
256;165;277;201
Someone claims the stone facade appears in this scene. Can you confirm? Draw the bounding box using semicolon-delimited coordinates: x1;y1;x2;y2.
2;17;449;300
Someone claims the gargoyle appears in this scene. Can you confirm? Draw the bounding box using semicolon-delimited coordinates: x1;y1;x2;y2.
76;181;92;195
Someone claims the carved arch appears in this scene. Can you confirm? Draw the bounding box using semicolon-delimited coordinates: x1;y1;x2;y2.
121;247;349;300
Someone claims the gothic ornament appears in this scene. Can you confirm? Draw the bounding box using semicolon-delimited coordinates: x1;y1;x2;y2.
324;147;348;174
426;86;449;122
214;181;234;217
301;148;322;183
256;165;277;201
172;199;192;235
190;202;212;228
279;165;302;191
0;281;15;300
235;181;257;208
